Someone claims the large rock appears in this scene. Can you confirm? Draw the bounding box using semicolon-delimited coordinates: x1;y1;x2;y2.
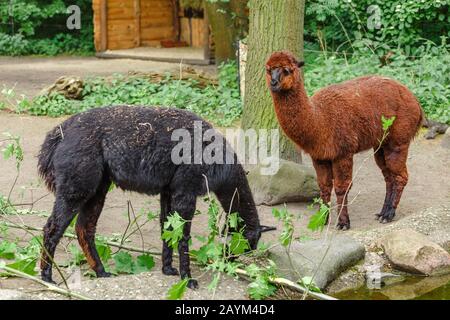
269;235;365;290
0;289;30;300
247;160;319;205
380;229;450;276
442;128;450;149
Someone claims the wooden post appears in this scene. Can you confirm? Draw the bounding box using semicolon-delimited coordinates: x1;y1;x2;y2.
100;0;108;51
172;0;180;41
203;8;211;63
134;0;141;47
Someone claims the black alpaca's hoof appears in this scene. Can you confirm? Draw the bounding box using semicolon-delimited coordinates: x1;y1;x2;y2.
187;279;199;290
377;207;396;224
96;270;112;278
336;221;350;231
41;273;56;284
163;266;179;276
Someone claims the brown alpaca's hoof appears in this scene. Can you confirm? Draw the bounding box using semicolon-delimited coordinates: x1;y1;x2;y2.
96;270;112;278
337;221;350;231
376;207;396;224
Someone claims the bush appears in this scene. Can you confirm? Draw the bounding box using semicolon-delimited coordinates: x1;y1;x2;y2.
16;62;243;127
305;0;450;55
0;0;94;56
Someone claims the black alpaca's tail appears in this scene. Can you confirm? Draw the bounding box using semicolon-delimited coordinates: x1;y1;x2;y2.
38;125;63;193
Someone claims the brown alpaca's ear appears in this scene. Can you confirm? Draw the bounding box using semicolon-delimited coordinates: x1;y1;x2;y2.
297;61;305;68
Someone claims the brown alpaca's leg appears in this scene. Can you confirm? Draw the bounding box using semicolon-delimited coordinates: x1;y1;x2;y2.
312;159;333;224
373;148;394;219
332;156;354;230
75;179;110;278
378;145;409;223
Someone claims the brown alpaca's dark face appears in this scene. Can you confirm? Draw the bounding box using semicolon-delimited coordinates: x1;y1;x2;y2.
265;51;305;93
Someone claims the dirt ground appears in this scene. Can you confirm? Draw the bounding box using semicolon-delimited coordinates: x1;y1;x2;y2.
0;57;449;300
0;56;215;98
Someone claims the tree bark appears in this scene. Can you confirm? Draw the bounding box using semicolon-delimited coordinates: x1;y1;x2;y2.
205;1;238;64
242;0;305;163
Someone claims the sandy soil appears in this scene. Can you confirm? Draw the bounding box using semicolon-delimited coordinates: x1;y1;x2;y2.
0;57;449;300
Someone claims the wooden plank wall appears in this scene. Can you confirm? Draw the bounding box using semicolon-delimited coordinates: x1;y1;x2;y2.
93;0;175;51
140;0;175;46
180;18;207;48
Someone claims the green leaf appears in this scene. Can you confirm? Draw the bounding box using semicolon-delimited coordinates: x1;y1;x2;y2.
167;278;189;300
0;241;17;260
228;213;241;229
95;241;112;263
248;276;277;300
307;199;330;232
299;276;322;293
228;232;250;256
134;254;155;273
6;258;37;276
161;212;186;249
381;115;396;131
68;244;86;266
113;251;134;274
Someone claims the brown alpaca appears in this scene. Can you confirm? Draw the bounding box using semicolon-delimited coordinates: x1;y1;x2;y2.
266;51;423;230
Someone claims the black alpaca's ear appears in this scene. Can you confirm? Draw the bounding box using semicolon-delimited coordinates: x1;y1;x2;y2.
297;61;305;68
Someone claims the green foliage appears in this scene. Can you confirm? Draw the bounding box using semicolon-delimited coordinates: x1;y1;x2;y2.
245;262;277;300
381;115;396;132
0;0;94;56
307;198;330;232
299;276;322;293
113;251;155;275
167;278;189;300
0;241;17;259
162;212;187;249
16;62;242;126
0;236;42;277
272;207;294;247
305;0;450;54
4;258;37;276
2;132;24;170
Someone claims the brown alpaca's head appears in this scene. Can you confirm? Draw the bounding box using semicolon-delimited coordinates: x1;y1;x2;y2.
265;51;305;93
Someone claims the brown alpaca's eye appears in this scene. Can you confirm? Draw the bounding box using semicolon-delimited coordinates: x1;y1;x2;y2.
266;67;271;74
284;68;291;75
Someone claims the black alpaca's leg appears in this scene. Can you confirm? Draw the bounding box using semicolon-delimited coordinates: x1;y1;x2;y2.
170;192;198;289
331;156;354;230
312;159;333;225
378;145;409;223
75;178;110;278
41;196;80;283
374;148;394;220
160;188;178;276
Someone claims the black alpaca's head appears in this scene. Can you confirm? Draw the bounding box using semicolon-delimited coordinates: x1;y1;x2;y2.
266;51;305;93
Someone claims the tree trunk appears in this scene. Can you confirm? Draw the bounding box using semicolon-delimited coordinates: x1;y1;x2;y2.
205;1;237;64
242;0;305;163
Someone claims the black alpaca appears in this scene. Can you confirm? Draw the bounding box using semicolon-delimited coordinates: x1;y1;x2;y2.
38;106;262;289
